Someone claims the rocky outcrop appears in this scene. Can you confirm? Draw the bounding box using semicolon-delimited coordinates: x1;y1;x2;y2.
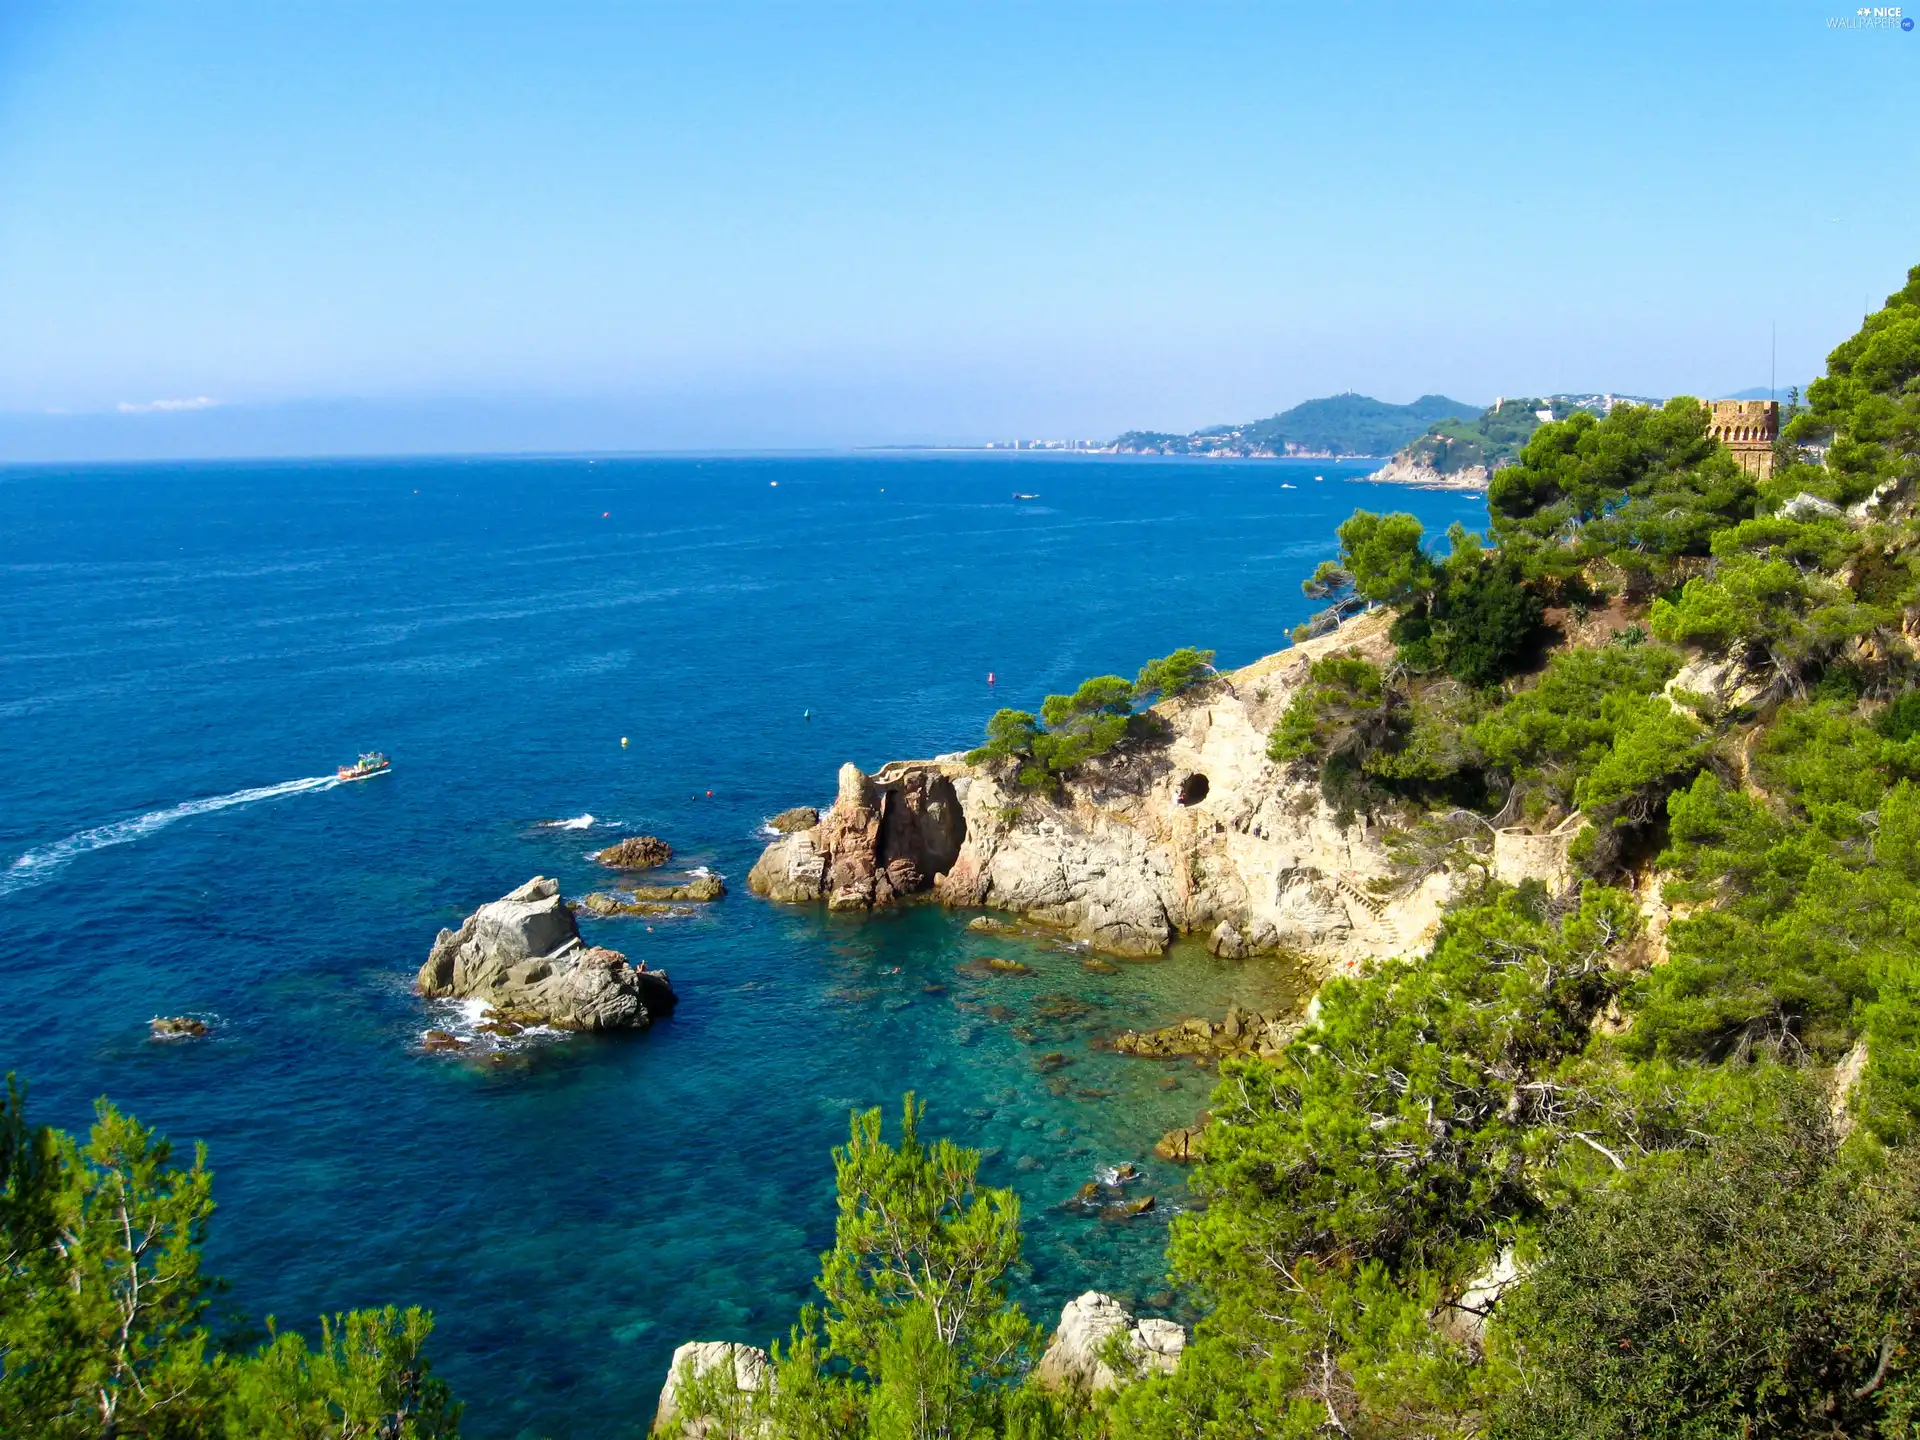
751;612;1471;969
416;877;675;1031
1435;1248;1524;1347
150;1016;208;1039
1665;651;1777;719
593;836;673;869
748;761;965;910
1112;1004;1298;1060
1831;1037;1870;1140
1033;1292;1185;1393
652;1341;771;1436
1366;453;1490;491
767;806;819;833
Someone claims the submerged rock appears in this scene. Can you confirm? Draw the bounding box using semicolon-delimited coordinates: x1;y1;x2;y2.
652;1340;772;1436
416;877;676;1031
593;835;673;870
577;893;678;918
1033;1292;1185;1393
627;875;727;903
1154;1124;1206;1164
421;1029;467;1052
578;875;725;915
1114;1004;1298;1061
149;1016;208;1039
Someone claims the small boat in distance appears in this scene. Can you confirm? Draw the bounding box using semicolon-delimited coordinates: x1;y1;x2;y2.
337;751;391;781
1012;491;1040;500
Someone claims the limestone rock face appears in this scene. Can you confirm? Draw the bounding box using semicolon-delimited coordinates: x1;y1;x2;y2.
1435;1248;1524;1346
416;877;675;1031
748;761;964;911
652;1341;771;1436
751;611;1470;970
1034;1292;1185;1393
1491;813;1588;892
1666;651;1776;718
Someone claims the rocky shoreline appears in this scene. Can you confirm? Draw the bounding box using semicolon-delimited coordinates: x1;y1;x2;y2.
748;611;1469;973
1364;452;1490;491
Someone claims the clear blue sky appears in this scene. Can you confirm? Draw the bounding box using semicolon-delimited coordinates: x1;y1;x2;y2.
1;1;1915;455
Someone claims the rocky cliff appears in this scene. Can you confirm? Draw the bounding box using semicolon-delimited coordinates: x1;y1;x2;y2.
749;613;1468;971
1365;451;1490;491
417;876;676;1030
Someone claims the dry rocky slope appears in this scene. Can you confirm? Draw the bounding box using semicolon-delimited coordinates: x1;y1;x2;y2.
750;611;1483;972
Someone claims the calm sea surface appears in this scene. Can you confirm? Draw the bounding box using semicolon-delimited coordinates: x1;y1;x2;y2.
0;453;1485;1438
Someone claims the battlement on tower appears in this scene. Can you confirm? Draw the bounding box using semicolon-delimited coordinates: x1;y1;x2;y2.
1708;398;1779;480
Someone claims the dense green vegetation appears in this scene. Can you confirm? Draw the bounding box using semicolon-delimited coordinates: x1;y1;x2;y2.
669;1097;1093;1440
1491;1080;1920;1440
967;650;1216;792
0;1080;459;1438
1112;393;1482;459
818;267;1920;1437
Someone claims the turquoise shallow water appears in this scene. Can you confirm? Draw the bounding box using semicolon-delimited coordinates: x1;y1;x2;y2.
0;453;1485;1437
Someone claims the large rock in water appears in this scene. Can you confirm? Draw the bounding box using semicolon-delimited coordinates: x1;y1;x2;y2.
767;806;819;834
652;1341;771;1436
416;877;675;1030
748;761;964;910
594;835;673;869
1033;1291;1185;1393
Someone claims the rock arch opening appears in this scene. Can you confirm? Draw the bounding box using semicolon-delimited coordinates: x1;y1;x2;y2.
1177;773;1210;806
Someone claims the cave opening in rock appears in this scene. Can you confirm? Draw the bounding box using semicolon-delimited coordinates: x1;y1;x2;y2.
1178;773;1210;806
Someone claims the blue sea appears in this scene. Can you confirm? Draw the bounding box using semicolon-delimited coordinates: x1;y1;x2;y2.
0;453;1486;1438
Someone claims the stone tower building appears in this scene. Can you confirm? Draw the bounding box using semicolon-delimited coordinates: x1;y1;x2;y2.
1709;399;1779;480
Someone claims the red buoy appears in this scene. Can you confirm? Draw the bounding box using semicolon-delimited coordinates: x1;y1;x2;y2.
988;671;996;684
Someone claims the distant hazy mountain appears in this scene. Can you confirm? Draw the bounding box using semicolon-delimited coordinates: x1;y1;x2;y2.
1109;393;1485;459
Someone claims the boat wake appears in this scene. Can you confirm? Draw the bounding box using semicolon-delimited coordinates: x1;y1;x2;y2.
541;814;597;830
1;774;343;898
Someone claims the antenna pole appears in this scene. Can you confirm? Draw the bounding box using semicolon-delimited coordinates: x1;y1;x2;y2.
1770;321;1776;403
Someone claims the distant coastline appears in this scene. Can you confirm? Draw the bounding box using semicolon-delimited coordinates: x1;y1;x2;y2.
857;443;1383;459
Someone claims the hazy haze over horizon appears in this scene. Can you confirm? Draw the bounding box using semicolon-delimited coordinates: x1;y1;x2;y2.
1;1;1914;459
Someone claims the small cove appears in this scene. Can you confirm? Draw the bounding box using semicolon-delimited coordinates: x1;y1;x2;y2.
0;453;1487;1438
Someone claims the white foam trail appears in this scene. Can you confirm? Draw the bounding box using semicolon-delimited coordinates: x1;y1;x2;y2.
1;774;342;898
542;813;595;830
